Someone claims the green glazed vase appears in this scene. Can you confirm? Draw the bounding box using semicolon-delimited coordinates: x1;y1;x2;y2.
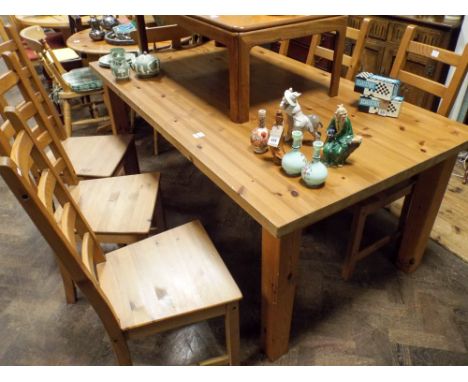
281;130;307;176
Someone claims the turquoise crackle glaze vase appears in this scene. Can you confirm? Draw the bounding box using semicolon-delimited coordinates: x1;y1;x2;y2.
281;130;307;176
301;140;328;187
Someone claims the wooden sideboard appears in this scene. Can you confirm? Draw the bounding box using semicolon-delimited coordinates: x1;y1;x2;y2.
271;16;463;112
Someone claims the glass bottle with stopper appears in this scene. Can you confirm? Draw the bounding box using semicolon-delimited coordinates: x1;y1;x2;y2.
250;109;269;154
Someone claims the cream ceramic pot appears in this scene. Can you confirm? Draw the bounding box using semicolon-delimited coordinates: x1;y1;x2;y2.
133;52;160;78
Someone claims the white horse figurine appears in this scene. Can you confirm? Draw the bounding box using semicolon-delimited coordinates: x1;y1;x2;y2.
280;88;322;142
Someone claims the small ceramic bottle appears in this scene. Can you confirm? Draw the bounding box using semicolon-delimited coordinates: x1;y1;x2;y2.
301;140;328;187
250;109;269;154
281;130;307;176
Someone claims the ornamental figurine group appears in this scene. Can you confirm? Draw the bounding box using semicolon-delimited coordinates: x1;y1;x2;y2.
250;88;363;188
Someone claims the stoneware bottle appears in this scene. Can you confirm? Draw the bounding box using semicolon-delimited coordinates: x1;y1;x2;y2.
110;48;130;80
301;140;328;187
281;130;307;176
250;109;269;154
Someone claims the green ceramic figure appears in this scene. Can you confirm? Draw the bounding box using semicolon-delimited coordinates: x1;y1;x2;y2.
323;104;362;167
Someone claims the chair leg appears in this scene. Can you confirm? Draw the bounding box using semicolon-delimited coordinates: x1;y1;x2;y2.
342;206;367;281
57;259;77;304
225;302;240;366
153;130;159;156
62;99;72;138
110;336;132;365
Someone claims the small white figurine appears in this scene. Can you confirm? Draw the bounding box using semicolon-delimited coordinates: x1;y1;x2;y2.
280;88;322;143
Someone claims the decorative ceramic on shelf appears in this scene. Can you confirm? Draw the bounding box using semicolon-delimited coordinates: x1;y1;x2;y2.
88;16;105;41
101;15;119;31
323;104;362;167
250;109;269;153
279;88;323;143
302;140;328;187
110;48;130;80
281;130;307;176
133;52;160;78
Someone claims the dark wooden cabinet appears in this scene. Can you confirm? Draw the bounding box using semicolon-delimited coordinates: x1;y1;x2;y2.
271;16;463;112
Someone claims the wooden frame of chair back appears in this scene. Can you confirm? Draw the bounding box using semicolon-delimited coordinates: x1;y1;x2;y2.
279;17;372;80
0;25;78;185
0;111;130;364
0;20;71;141
390;24;468;117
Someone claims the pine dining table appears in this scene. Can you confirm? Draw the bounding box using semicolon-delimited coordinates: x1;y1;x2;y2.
91;41;468;361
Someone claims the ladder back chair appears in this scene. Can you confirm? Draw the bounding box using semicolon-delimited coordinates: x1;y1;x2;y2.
20;24;111;137
132;15;203;155
0;20;139;180
1;104;163;303
390;24;468;118
279;17;372;81
0;123;242;365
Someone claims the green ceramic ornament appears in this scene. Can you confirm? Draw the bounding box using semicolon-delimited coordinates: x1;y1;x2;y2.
323;105;362;167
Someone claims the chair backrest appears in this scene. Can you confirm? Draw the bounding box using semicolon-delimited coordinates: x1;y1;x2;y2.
279;17;372;81
390;24;468;117
132;15;190;53
0;20;78;184
19;24;71;91
0;106;122;340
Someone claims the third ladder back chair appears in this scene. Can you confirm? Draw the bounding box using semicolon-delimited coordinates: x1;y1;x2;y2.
390;24;468;117
279;17;372;81
0;20;139;180
0;124;242;365
20;24;111;137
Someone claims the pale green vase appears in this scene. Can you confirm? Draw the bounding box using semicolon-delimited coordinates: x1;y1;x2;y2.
301;140;328;187
281;130;307;176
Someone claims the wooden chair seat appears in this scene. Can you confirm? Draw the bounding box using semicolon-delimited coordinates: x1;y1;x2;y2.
98;220;242;332
62;135;133;178
70;172;160;243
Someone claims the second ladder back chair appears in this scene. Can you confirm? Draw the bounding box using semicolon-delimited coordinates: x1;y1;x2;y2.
0;120;242;365
279;17;372;80
0;20;138;180
20;24;110;137
390;24;468;117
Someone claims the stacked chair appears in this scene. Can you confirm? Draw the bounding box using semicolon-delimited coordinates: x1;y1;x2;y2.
20;24;110;137
0;19;242;365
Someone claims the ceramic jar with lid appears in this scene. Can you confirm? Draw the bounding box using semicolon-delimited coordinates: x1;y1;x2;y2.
281;130;307;176
133;52;160;78
301;140;328;187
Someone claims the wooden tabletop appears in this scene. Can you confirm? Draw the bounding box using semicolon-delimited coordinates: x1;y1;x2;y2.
66;29;140;55
191;15;330;32
90;42;468;238
15;15;90;29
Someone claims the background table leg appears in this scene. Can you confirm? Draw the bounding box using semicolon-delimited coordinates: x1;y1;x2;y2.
103;85;131;134
261;228;302;361
329;22;346;97
397;155;458;273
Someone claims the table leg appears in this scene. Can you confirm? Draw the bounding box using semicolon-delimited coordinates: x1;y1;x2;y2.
261;228;302;361
329;23;346;97
103;85;131;134
397;155;457;272
228;40;250;123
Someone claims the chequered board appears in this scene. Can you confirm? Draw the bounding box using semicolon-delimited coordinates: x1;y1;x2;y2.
374;82;391;97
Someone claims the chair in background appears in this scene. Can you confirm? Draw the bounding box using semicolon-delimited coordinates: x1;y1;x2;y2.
0;118;242;365
0;20;138;180
390;24;468;117
20;25;110;137
132;15;202;155
279;17;372;81
342;24;468;279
